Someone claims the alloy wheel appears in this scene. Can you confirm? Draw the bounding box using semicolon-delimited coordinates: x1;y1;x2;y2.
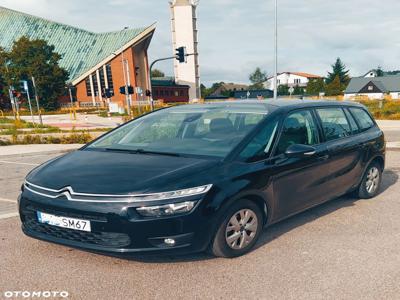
366;166;380;194
225;209;258;250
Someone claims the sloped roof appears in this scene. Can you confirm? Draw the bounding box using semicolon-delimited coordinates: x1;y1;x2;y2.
0;6;155;83
266;72;322;80
290;72;321;79
151;77;189;87
345;76;400;93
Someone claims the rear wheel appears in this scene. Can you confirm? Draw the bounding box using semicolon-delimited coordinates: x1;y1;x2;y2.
358;162;382;199
210;200;263;258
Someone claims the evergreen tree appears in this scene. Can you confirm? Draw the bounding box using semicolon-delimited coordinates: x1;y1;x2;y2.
306;78;325;95
293;85;305;95
326;58;350;85
376;67;384;77
249;67;267;90
277;84;289;96
0;36;69;110
325;75;343;96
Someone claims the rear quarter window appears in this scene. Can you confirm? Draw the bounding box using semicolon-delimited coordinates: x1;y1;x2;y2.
349;108;375;132
316;108;351;141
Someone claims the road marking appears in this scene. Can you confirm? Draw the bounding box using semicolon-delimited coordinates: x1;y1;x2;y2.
0;198;17;203
0;212;19;220
0;160;39;166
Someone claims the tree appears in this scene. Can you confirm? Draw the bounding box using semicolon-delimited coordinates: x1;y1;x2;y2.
325;75;343;96
326;58;350;86
249;67;267;90
277;84;289;96
293;85;305;95
151;68;165;78
200;82;225;98
306;78;325;95
376;67;384;77
0;36;69;110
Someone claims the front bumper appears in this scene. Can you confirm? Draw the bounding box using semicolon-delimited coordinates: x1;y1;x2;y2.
18;192;216;255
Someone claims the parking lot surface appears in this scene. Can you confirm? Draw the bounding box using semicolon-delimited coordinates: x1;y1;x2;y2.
0;151;399;299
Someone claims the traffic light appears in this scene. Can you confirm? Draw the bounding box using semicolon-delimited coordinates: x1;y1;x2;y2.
119;86;134;95
103;88;113;98
175;46;187;63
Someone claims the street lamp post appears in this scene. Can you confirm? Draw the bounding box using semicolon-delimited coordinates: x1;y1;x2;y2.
273;0;278;100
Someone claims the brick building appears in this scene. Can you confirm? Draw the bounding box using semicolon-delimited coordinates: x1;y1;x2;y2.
0;6;155;110
151;77;189;103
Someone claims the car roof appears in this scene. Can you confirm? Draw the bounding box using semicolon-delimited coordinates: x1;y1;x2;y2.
166;99;364;114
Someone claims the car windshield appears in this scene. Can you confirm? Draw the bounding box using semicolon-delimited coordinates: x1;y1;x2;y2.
87;103;269;158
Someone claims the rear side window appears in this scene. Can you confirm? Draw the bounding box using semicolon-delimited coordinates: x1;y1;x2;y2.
316;108;351;141
349;108;375;132
275;110;319;155
344;109;359;134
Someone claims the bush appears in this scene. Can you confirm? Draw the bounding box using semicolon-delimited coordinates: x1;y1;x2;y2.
358;100;400;120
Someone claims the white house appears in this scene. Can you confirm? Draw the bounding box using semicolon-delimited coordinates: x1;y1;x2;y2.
344;76;400;100
264;72;322;91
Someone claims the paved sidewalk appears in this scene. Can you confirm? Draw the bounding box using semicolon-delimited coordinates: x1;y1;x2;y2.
19;113;123;130
0;144;82;156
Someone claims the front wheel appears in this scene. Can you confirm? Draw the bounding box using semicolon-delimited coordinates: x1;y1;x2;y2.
358;162;382;199
210;200;263;258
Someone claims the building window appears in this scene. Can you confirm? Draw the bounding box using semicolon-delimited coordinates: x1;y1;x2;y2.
92;73;98;96
179;90;184;96
105;64;114;93
85;77;92;96
99;69;105;91
294;79;301;84
175;91;179;97
277;79;280;84
368;85;373;91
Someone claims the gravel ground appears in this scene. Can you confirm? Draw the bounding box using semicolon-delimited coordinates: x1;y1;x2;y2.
0;151;399;300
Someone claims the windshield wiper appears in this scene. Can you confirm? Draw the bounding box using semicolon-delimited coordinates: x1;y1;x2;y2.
104;148;181;157
133;149;181;157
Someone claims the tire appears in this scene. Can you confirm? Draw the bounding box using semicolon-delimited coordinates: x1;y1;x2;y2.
210;199;263;258
358;162;382;199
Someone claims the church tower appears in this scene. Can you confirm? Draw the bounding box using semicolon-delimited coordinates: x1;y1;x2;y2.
170;0;200;100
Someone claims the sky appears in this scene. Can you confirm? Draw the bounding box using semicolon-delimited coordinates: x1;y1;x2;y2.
1;0;400;86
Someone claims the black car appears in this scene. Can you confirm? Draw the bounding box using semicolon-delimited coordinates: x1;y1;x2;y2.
19;100;385;258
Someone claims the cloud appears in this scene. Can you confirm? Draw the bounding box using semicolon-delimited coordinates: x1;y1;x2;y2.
1;0;400;85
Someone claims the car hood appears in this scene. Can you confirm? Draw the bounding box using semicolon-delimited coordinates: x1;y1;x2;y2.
26;149;219;194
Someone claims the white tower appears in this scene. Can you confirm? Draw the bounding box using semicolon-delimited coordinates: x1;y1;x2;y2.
170;0;200;100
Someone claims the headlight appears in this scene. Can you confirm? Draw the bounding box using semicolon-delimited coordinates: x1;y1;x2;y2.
135;184;212;202
136;201;197;217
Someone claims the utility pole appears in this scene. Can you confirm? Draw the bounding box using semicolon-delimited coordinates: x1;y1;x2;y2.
31;76;43;125
23;81;35;124
68;85;77;121
273;0;278;100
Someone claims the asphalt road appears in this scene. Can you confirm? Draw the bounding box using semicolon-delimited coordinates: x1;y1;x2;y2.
0;151;399;299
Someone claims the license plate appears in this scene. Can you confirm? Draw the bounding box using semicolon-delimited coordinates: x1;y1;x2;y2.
36;211;91;232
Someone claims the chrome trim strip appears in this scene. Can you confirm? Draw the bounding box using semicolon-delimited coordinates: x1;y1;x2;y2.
24;181;212;203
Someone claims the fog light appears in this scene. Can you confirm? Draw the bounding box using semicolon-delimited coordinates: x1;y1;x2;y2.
136;201;197;217
164;238;176;246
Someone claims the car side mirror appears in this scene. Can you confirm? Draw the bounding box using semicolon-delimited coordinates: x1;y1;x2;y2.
285;144;316;158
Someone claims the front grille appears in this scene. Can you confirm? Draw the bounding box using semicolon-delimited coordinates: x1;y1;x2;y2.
22;214;130;249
